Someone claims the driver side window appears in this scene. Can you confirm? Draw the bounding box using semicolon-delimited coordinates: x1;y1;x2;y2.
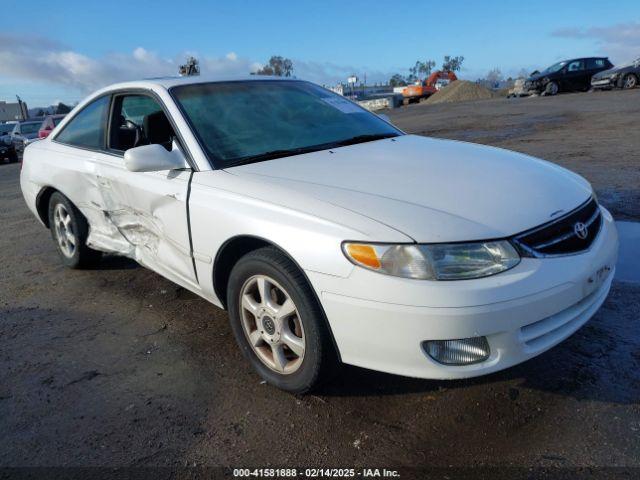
109;94;176;152
567;60;584;72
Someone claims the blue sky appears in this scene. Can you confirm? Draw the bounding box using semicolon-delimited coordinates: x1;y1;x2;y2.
1;0;639;106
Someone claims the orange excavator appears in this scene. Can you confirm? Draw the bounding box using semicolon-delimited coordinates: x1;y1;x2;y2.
402;70;458;103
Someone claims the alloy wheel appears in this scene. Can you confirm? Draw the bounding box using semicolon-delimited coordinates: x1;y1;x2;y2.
239;274;305;374
53;203;76;258
624;75;637;89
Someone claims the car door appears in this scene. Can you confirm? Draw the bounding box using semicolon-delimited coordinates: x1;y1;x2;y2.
91;92;198;289
563;60;588;91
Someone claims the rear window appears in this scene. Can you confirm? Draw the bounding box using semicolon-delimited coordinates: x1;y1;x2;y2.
21;123;41;135
587;59;606;69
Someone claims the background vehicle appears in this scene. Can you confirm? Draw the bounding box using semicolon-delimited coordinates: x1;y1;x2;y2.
38;114;66;139
591;57;640;90
10;120;42;161
402;70;457;103
525;57;613;95
0;123;15;161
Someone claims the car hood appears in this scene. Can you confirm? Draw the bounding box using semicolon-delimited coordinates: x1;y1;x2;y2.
225;135;592;243
593;63;637;79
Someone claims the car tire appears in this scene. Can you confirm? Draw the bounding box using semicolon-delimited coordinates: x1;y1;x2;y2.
48;192;102;269
8;149;17;163
545;81;559;96
227;246;338;394
622;74;637;90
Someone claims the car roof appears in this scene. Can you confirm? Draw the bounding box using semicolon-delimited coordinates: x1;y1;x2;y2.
102;74;299;92
562;57;609;62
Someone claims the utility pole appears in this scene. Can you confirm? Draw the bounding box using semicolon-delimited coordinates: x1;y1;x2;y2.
16;95;28;120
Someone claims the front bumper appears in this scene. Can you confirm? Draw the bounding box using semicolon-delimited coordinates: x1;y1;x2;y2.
524;82;542;93
591;77;617;89
310;207;618;379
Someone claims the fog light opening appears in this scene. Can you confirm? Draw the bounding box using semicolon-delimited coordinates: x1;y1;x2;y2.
423;337;490;366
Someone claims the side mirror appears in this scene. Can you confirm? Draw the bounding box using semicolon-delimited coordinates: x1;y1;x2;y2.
378;113;390;123
124;143;188;172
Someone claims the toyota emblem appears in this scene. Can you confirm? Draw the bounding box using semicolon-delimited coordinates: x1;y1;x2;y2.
574;222;589;240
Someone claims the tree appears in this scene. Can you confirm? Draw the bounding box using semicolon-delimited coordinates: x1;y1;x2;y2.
421;60;436;77
178;57;200;76
408;59;436;80
254;56;294;77
55;103;72;114
389;74;407;87
442;55;465;72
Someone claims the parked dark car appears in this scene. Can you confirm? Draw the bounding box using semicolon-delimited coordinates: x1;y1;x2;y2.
9;120;42;161
591;57;640;90
525;57;613;95
38;114;66;139
0;123;17;162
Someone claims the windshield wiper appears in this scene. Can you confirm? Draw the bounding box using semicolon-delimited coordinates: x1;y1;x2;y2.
223;144;333;168
223;133;400;168
329;133;399;148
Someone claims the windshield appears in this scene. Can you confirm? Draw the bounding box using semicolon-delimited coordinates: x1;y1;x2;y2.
53;117;64;126
544;61;567;73
0;124;13;135
21;122;41;134
171;80;401;168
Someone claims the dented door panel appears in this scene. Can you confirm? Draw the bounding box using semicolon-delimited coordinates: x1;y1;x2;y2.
91;152;197;288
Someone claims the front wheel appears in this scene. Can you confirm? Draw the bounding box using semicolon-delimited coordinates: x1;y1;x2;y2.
227;247;337;393
48;192;102;269
545;81;559;96
622;74;637;89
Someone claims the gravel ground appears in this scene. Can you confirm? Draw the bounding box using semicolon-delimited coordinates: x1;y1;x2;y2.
1;90;639;472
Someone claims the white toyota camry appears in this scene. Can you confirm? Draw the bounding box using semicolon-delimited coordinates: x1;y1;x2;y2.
20;76;618;393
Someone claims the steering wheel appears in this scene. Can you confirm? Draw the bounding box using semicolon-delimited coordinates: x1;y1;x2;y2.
124;119;145;147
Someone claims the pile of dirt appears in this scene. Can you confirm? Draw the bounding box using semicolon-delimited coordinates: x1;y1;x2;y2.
425;80;498;105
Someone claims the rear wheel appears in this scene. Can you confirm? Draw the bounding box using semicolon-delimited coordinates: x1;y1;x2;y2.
48;192;101;269
622;74;637;89
227;247;337;393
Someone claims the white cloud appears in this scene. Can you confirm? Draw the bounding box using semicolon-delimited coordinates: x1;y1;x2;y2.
552;21;640;63
0;33;399;103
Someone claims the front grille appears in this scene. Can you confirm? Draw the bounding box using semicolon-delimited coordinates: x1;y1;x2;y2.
513;198;601;257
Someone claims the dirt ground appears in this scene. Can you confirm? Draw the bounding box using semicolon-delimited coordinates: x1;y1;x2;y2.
1;90;639;473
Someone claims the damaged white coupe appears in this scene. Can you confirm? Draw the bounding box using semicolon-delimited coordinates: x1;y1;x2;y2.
21;77;618;393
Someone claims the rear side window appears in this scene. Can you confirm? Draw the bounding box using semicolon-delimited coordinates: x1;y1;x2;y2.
56;96;110;149
587;59;606;69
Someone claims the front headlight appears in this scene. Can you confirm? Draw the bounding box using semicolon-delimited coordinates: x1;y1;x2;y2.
343;241;520;280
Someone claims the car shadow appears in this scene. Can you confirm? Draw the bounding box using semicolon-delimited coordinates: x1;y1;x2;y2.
86;254;140;271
